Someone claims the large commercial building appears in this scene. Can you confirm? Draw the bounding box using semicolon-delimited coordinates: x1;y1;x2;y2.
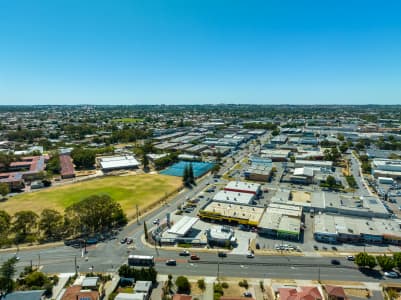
372;159;401;179
198;201;265;226
59;154;75;179
244;164;272;182
206;225;236;246
258;204;303;241
295;160;333;171
271;190;389;218
98;155;140;172
213;190;255;205
224;181;261;195
314;214;401;245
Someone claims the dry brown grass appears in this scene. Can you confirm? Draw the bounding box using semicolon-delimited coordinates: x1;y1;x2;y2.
291;191;311;203
344;288;370;298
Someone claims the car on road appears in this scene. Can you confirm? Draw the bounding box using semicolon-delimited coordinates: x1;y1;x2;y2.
243;292;253;298
313;245;318;250
190;254;200;260
120;237;127;244
246;252;255;258
384;271;398;278
179;250;190;256
126;238;133;244
166;259;177;266
218;252;227;258
153;218;160;225
331;259;340;265
347;255;355;261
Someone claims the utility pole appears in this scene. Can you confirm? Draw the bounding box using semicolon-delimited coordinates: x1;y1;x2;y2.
136;204;139;224
38;253;40;268
74;256;77;275
318;265;321;283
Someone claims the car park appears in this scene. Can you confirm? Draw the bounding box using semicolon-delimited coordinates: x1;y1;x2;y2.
166;259;177;266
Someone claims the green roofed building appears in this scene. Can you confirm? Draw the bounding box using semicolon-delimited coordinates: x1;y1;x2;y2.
258;203;303;241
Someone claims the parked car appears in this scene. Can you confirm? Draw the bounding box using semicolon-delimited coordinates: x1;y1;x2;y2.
126;238;133;244
153;218;160;225
120;237;127;244
243;292;253;298
166;259;177;266
246;252;255;258
179;250;190;256
384;271;398;278
313;245;318;250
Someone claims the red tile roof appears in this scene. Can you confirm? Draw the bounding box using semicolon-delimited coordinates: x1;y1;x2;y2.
173;294;193;300
60;154;75;177
324;285;347;299
61;285;99;300
220;297;256;300
279;286;322;300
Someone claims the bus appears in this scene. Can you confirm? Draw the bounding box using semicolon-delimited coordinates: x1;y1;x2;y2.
128;255;155;267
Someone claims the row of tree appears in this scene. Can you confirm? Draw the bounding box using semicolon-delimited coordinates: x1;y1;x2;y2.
355;252;401;271
0;194;127;246
182;164;195;187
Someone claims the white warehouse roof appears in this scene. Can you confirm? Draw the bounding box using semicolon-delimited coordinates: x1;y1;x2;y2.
213;190;254;205
167;216;199;236
99;155;140;170
224;180;261;194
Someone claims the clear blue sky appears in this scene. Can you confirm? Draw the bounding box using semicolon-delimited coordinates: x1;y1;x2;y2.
1;0;401;105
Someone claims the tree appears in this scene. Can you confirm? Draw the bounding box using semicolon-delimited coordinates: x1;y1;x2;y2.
0;257;17;293
325;175;337;188
46;152;61;174
65;194;127;235
144;222;149;241
12;210;39;243
24;271;50;287
183;165;190;186
142;152;149;171
0;210;11;238
175;276;190;294
393;252;401;270
355;252;377;269
211;164;221;174
0;183;10;198
71;148;95;169
197;279;206;291
39;209;64;241
188;163;195;184
376;255;395;271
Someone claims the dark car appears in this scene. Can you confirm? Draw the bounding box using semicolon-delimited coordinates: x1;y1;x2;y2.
120;237;127;244
313;245;318;250
218;252;227;258
179;250;190;256
166;259;177;266
331;259;340;265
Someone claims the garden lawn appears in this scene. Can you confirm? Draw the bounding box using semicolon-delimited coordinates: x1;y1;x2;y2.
0;174;182;218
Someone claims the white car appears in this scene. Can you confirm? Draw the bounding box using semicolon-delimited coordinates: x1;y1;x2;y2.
246;252;255;258
384;271;398;278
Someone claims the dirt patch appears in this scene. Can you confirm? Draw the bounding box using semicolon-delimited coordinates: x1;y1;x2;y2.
344;288;370;298
291;191;311;203
221;283;247;297
190;282;204;296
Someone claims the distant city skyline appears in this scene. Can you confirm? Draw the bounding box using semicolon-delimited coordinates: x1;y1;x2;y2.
1;0;401;105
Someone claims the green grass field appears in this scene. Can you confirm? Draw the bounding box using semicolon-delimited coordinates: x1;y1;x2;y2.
0;174;182;218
